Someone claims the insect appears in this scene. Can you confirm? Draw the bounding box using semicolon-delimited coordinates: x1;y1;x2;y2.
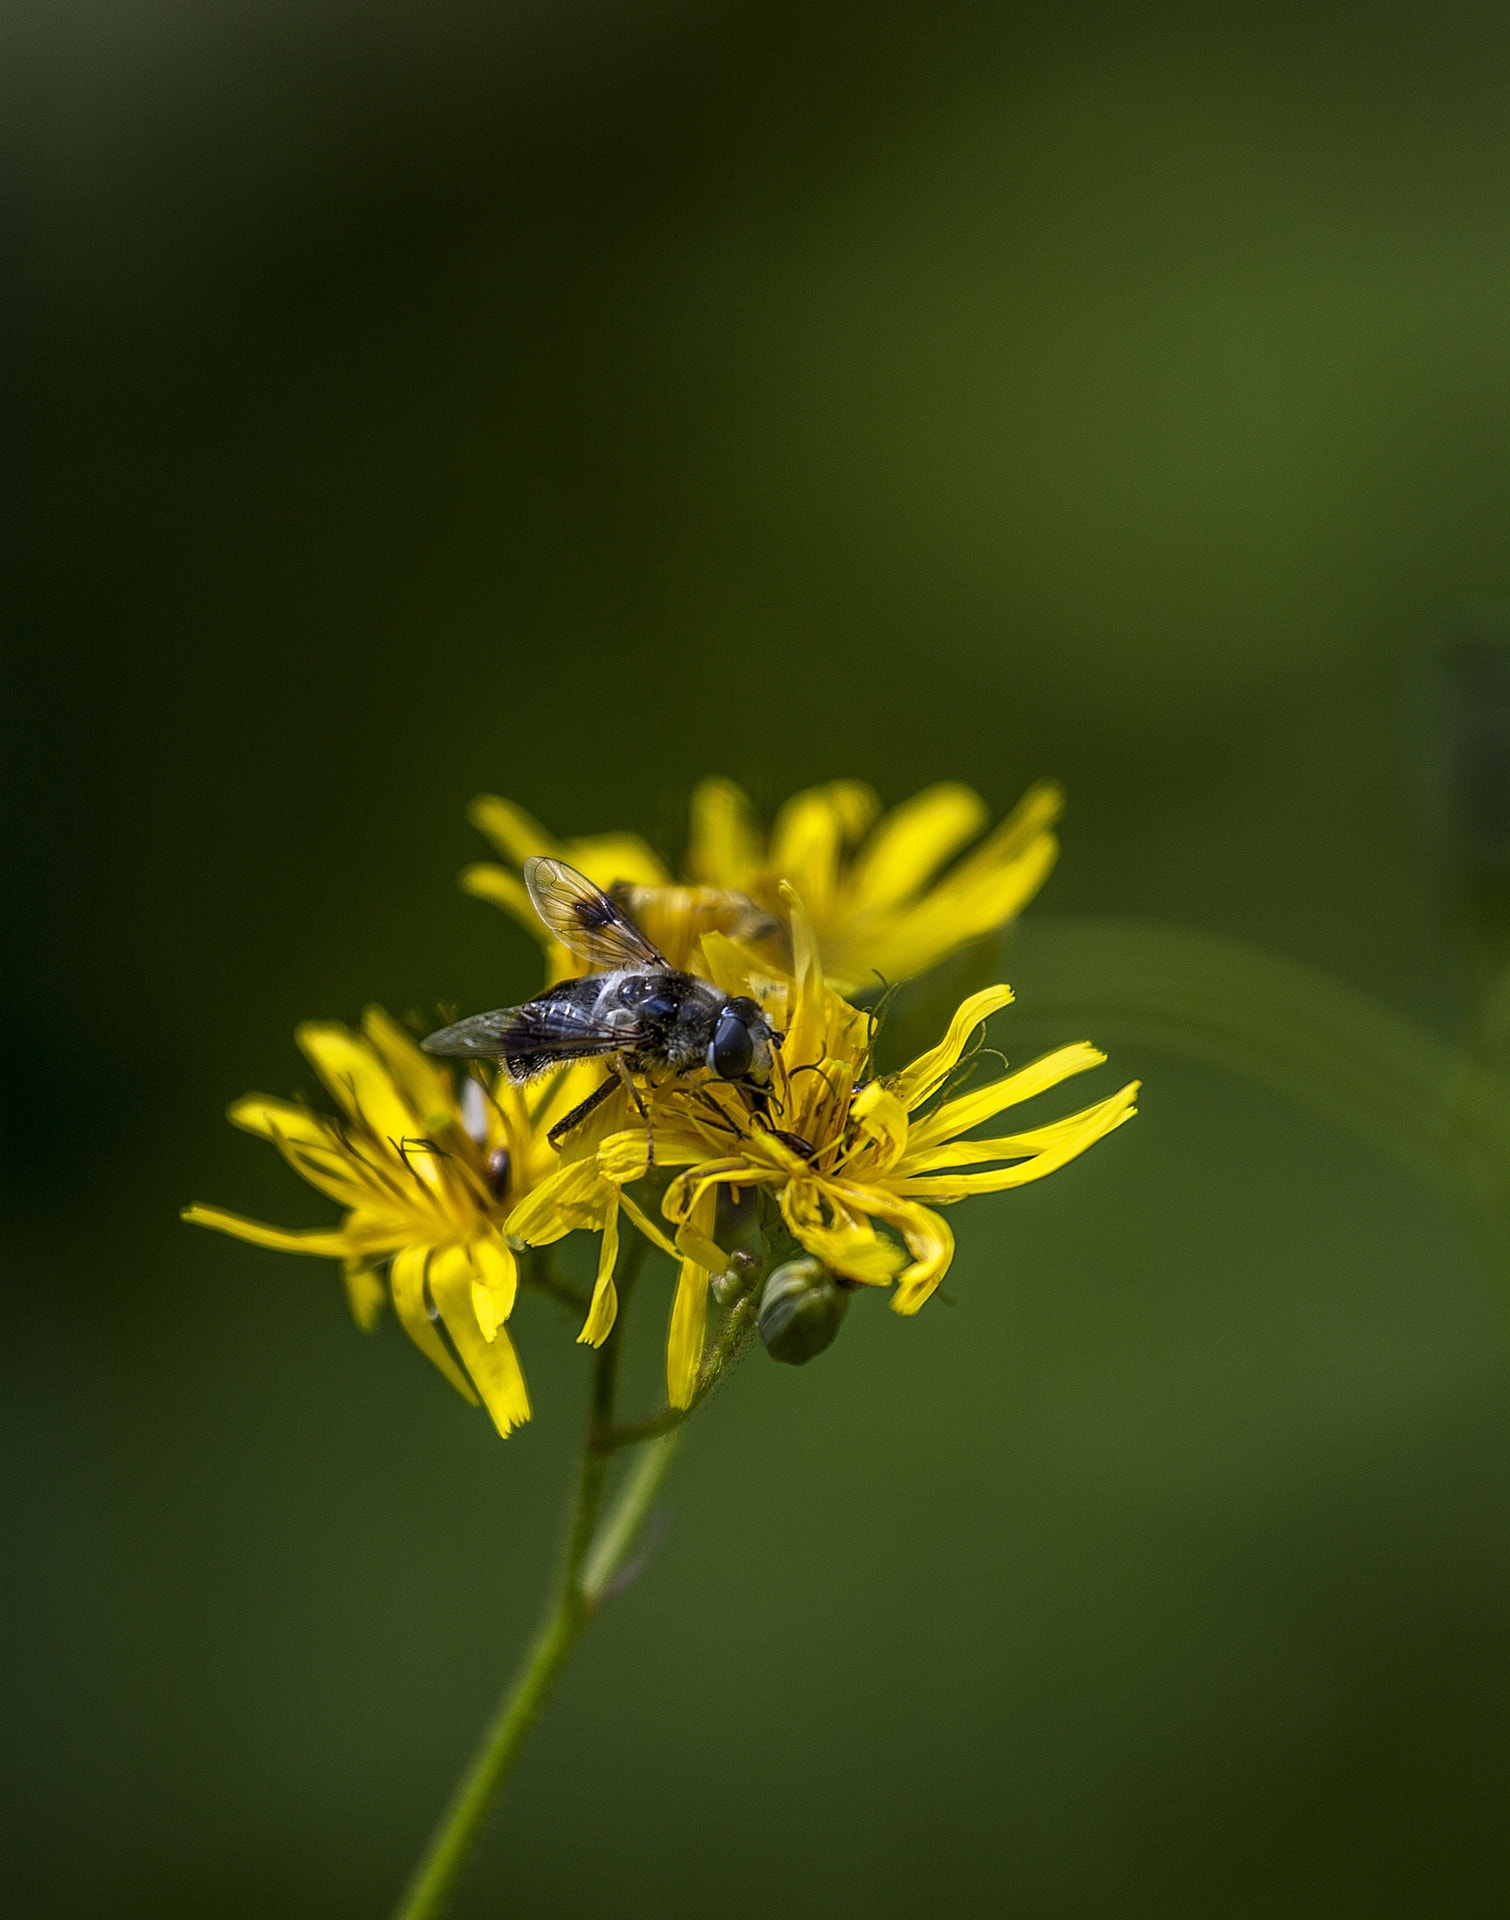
422;857;780;1147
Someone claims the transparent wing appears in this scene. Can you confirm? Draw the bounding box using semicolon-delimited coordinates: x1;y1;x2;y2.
421;1007;532;1061
422;994;652;1078
524;856;668;970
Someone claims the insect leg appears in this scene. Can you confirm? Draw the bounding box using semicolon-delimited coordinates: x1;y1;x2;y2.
613;1058;654;1166
546;1071;621;1148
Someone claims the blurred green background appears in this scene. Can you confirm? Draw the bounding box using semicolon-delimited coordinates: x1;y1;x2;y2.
10;2;1510;1913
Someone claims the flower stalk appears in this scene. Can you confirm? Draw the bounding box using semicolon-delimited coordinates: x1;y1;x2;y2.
390;1225;766;1920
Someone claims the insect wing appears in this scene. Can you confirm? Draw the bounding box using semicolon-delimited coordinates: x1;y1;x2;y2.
498;995;650;1066
422;993;655;1078
421;1007;530;1060
524;856;668;970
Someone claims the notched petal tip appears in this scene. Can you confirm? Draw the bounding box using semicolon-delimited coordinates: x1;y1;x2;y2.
345;1261;388;1330
577;1278;619;1347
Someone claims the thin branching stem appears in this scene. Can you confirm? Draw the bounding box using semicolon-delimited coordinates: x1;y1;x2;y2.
391;1234;649;1920
389;1223;766;1920
518;1247;591;1316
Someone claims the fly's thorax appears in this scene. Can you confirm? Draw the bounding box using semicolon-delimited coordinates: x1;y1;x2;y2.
615;974;778;1084
608;968;720;1071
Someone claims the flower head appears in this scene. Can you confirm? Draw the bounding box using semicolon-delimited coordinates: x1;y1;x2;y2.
457;796;773;981
182;1007;603;1437
588;892;1138;1405
499;1076;682;1355
460;777;1062;993
685;776;1064;992
186;776;1128;1445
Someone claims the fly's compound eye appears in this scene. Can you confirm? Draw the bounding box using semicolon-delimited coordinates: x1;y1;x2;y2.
708;1001;756;1080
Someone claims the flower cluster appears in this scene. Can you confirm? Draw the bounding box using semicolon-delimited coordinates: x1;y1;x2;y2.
462;774;1063;992
186;776;1136;1435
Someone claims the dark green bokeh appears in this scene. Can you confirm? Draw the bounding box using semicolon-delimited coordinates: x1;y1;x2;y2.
10;4;1510;1913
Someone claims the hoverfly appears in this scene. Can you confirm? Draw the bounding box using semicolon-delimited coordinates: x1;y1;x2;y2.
422;857;780;1147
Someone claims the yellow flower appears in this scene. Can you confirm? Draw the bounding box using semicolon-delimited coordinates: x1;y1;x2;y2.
460;777;1063;993
459;795;671;981
458;797;767;980
592;893;1138;1406
182;1007;602;1437
685;776;1063;992
501;1078;682;1361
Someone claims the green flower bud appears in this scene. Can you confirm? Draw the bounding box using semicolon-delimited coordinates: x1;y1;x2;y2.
757;1257;851;1366
712;1248;761;1305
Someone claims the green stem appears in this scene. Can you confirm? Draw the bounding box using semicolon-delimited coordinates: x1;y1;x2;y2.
579;1431;683;1602
388;1588;584;1920
391;1225;770;1920
519;1247;591;1316
599;1261;765;1452
391;1235;650;1920
601;1406;684;1451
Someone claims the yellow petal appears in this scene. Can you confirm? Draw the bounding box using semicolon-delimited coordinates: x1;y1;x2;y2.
342;1258;387;1329
468;794;558;865
906;1042;1106;1152
597;1127;655;1186
846;783;988;911
468;1233;518;1332
181;1204;353;1258
578;1205;620;1347
661;1167;736;1270
561;833;672;891
612;1117;710;1175
869;838;1060;979
696;929;784;1005
855;844;1058;984
769;781;880;915
389;1245;479;1404
893;1083;1139;1198
362;1007;457;1136
849;1082;909;1173
661;1158;762;1232
926;833;1060;925
616;1190;682;1260
666;1257;710;1409
460;862;539;930
777;883;834;1082
898;1109;1113;1173
529;1060;611;1142
945;779;1064;881
505;1156;611;1244
686;777;763;887
429;1244;532;1435
471;1277;499;1341
698;929;755;997
296;1024;419;1160
335;1210;416;1259
886;985;1017;1111
778;1179;907;1285
622;884;777;975
227;1103;375;1208
673;1219;731;1273
835;1186;955;1313
228;1095;333;1150
665;1186;718;1406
